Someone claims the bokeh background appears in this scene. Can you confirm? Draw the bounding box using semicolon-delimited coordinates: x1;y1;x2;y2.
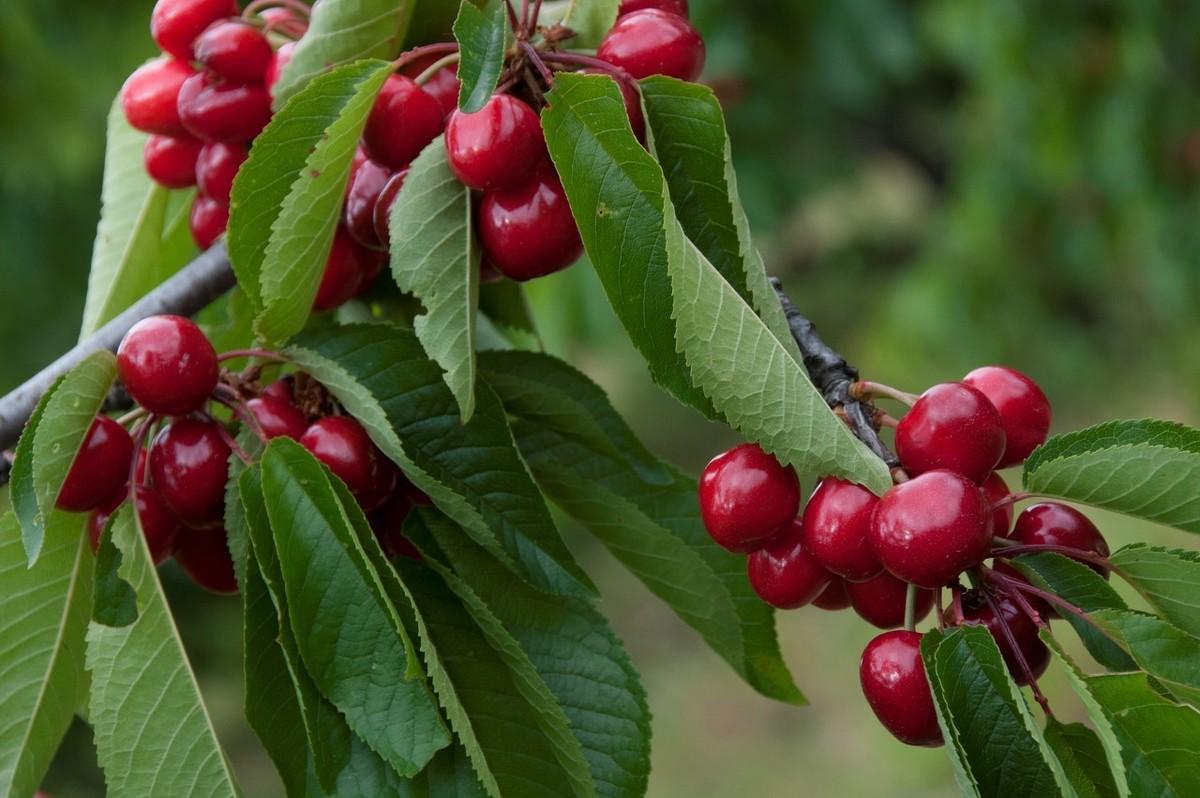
3;1;1199;795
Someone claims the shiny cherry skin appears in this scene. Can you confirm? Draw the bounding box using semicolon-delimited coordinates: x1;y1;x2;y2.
895;382;1006;483
746;519;833;609
478;169;583;281
445;95;546;191
620;0;689;16
189;194;229;250
343;156;392;249
177;72;273;143
313;227;372;311
597;9;706;82
120;58;195;135
950;590;1049;685
246;396;308;440
370;492;423;561
144;133;203;188
194;20;274;83
117;315;219;416
847;571;933;629
870;470;993;589
149;418;231;525
89;487;181;565
802;477;882;581
1013;502;1109;572
300;416;398;511
812;577;852;611
963;366;1052;467
265;41;295;99
175;526;239;594
981;472;1014;537
57;416;135;512
422;67;462;119
362;75;445;170
698;443;800;553
860;631;943;747
584;69;646;140
196;142;247;204
151;0;239;61
372;168;409;247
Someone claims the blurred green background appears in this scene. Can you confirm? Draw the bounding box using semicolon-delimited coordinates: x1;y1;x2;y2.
3;1;1199;796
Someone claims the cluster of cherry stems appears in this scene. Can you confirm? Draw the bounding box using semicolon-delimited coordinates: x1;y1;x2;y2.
698;367;1113;746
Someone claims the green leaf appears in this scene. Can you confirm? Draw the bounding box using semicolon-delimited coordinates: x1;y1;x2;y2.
479;280;540;349
0;512;93;798
1045;719;1120;798
1109;544;1200;638
539;0;619;48
387;137;479;420
1089;609;1200;709
453;0;507;112
272;0;416;106
91;512;137;628
1023;420;1200;534
228;59;392;342
85;504;241;797
286;322;595;599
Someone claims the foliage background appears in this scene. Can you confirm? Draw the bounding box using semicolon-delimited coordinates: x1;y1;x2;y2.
1;1;1197;795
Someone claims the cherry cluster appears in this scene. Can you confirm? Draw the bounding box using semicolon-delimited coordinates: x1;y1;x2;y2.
54;314;425;593
698;366;1111;746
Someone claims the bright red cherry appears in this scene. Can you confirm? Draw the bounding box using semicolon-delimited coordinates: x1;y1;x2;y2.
847;572;933;629
370;492;423;561
175;526;239;594
144;133;203;188
871;470;993;589
189;194;229;250
802;477;882;581
313;227;373;311
597;9;706;82
963;366;1052;467
89;486;180;565
812;577;852;610
362;75;445;170
477;168;583;281
120;58;195;135
265;41;295;100
445;95;546;191
1012;502;1109;573
949;590;1049;685
177;72;273;143
343;156;392;249
860;631;943;747
698;443;800;553
149;419;231;525
620;0;689;16
746;519;832;609
151;0;239;61
117;315;219;416
895;382;1006;483
196;142;247;204
372;168;409;247
981;472;1013;537
195;20;274;84
246;396;308;440
57;417;135;512
422;67;462;119
300;416;397;511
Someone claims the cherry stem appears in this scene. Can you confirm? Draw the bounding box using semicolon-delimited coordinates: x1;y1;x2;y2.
393;43;460;73
217;348;287;364
504;0;525;39
541;51;638;90
990;570;1050;631
128;415;156;489
212;394;269;446
877;412;900;430
978;583;1054;719
243;0;312;19
521;41;555;86
951;584;965;625
934;589;946;631
852;380;918;407
991;543;1115;575
984;569;1112;640
415;53;460;86
116;407;149;427
988;491;1044;512
204;415;253;465
528;0;545;31
904;583;919;632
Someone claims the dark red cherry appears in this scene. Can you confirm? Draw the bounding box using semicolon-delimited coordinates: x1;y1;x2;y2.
195;20;274;84
812;577;852;610
57;416;135;513
802;477;882;581
372;168;409;247
189;194;229;250
445;95;545;191
117;315;219;416
265;41;295;99
583;69;646;140
178;72;273;143
151;0;239;61
477;168;583;281
619;0;689;17
149;419;231;525
144;133;203;188
1012;503;1109;573
120;58;195;136
949;590;1049;685
597;9;705;82
175;526;239;594
343;156;392;249
860;631;943;747
313;227;373;311
370;492;423;561
195;142;247;204
746;519;832;609
422;67;462;119
261;378;294;403
895;382;1006;483
698;443;800;553
246;396;308;440
300;416;397;511
89;486;180;565
870;470;993;589
362;75;445;170
981;472;1013;537
847;571;933;629
963;366;1052;467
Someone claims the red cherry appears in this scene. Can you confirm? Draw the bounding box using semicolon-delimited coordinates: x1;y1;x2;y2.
265;41;296;99
196;142;247;204
597;9;706;82
175;526;239;594
143;133;203;188
860;631;943;747
89;486;180;565
981;472;1013;537
812;577;852;610
698;443;800;553
151;0;239;61
948;590;1049;685
120;58;195;136
195;20;274;84
261;378;294;403
847;572;933;629
372;168;409;247
619;0;689;16
746;519;832;609
445;95;546;191
895;382;1006;483
189;194;229;250
477;169;583;281
300;416;397;511
370;492;423;561
1012;503;1109;573
149;419;231;525
343;156;392;249
57;417;135;513
422;67;462;119
117;315;219;416
246;396;308;440
963;366;1052;467
362;75;445;170
313;227;373;311
802;477;882;581
870;470;993;589
177;72;273;143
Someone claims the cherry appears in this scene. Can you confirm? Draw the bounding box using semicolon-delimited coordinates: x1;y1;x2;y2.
117;315;219;416
597;9;706;82
895;382;1006;483
300;416;397;511
370;492;423;561
143;133;203;188
57;416;135;513
949;590;1049;685
981;472;1013;537
174;526;239;594
1012;502;1109;573
812;577;852;611
477;168;583;281
620;0;689;16
746;519;833;609
151;0;239;61
963;366;1052;467
343;156;392;249
313;227;373;311
871;470;993;589
120;58;195;136
89;487;180;565
362;75;445;170
860;631;943;747
194;20;274;84
847;572;933;629
445;95;546;191
698;443;800;553
246;395;308;440
196;142;247;204
372;168;409;247
261;378;294;403
177;72;273;143
802;477;882;581
189;194;229;250
148;419;231;525
422;67;462;119
265;41;295;99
